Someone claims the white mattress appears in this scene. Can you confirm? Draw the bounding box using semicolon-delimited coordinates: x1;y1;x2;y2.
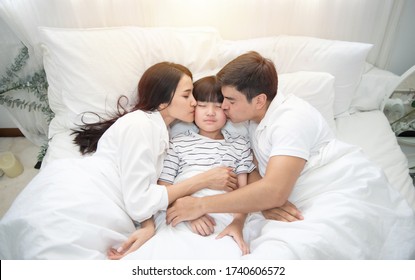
336;110;415;209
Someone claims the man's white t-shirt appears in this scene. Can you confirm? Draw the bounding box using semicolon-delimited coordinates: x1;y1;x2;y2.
249;92;334;177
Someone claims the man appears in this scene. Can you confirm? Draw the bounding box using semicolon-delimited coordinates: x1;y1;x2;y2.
166;51;415;259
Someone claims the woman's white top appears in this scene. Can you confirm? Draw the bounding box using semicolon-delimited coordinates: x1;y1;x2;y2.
92;110;170;222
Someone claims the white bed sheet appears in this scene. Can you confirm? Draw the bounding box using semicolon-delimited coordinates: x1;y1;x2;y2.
336;110;415;209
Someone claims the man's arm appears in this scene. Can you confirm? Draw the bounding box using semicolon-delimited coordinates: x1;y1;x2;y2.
167;155;306;225
249;162;303;222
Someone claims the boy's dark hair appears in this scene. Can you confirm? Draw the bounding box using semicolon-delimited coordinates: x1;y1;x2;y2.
193;76;223;103
216;51;278;102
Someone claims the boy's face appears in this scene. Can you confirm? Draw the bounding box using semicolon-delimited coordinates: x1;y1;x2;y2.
221;86;255;123
194;101;227;134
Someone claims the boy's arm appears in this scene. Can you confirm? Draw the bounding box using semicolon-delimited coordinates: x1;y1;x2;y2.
216;173;249;255
232;173;249;222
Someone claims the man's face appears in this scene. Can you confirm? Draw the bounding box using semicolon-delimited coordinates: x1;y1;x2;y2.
221;86;255;123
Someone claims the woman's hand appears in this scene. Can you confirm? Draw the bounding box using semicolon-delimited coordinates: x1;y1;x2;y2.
204;166;238;192
261;201;304;222
189;214;216;236
107;218;155;260
216;219;249;255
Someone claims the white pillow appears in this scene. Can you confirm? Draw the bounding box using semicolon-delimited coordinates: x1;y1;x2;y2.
278;71;336;133
43;71;336;165
217;35;371;117
39;26;221;138
272;35;372;117
350;66;399;113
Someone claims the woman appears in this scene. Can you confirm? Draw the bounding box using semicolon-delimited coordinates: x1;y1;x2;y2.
0;62;237;260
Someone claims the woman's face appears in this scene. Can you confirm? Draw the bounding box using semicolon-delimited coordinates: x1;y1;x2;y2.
165;75;196;124
195;101;227;136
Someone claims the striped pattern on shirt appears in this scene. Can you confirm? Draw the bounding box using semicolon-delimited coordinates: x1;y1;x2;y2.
159;129;256;184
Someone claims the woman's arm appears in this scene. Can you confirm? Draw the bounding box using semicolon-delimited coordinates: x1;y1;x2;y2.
107;217;155;259
165;166;238;205
111;172;235;259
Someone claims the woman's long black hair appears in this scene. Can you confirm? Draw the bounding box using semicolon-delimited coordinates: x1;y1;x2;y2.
72;62;192;154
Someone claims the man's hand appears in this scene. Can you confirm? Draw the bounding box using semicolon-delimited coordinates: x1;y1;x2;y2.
262;201;303;222
167;196;204;226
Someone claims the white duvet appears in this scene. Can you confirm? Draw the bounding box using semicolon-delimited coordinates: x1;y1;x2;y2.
123;141;415;260
1;141;415;260
244;141;415;259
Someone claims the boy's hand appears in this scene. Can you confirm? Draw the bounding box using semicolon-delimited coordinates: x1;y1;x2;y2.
262;201;303;222
216;220;249;255
189;214;216;236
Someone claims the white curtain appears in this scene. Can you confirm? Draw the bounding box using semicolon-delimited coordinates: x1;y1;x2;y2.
0;0;405;144
0;0;405;65
0;15;48;146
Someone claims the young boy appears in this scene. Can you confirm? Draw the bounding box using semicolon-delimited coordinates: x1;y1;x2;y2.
158;75;256;255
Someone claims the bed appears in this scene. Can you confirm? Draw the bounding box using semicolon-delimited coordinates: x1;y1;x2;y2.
0;25;414;260
1;0;415;260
